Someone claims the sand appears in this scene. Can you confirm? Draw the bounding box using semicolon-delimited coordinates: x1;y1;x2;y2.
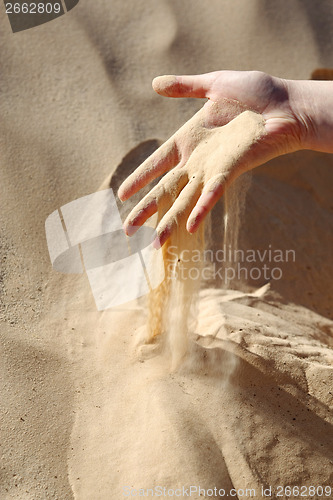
1;0;333;498
124;108;266;370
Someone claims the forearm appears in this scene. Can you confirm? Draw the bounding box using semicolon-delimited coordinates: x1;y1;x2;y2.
286;79;333;153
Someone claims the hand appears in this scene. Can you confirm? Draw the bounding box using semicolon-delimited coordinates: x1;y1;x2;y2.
118;70;307;248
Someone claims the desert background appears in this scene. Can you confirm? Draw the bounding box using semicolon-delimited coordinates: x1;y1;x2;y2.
0;0;333;498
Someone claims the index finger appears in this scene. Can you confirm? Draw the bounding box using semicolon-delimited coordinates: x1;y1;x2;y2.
118;137;179;201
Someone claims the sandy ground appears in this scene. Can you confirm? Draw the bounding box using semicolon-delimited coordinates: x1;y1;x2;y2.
0;1;333;498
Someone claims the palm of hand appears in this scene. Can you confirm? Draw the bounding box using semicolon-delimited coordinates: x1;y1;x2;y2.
118;71;302;248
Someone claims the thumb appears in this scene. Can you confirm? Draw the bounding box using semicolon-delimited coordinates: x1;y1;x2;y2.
152;73;217;98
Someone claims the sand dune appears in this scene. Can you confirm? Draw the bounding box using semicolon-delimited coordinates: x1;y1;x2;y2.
1;1;333;498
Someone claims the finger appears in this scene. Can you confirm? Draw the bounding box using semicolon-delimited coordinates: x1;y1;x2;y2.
124;169;189;236
153;176;202;249
186;174;227;234
124;197;157;236
118;138;179;201
152;73;218;99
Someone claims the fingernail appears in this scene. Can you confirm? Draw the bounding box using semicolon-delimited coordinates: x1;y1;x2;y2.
125;223;138;237
187;211;199;233
187;222;197;234
153;236;161;250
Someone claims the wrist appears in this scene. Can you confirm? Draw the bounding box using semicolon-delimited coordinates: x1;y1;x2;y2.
285;78;333;153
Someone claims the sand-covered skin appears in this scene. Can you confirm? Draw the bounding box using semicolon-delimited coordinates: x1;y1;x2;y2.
121;106;266;239
1;0;333;499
